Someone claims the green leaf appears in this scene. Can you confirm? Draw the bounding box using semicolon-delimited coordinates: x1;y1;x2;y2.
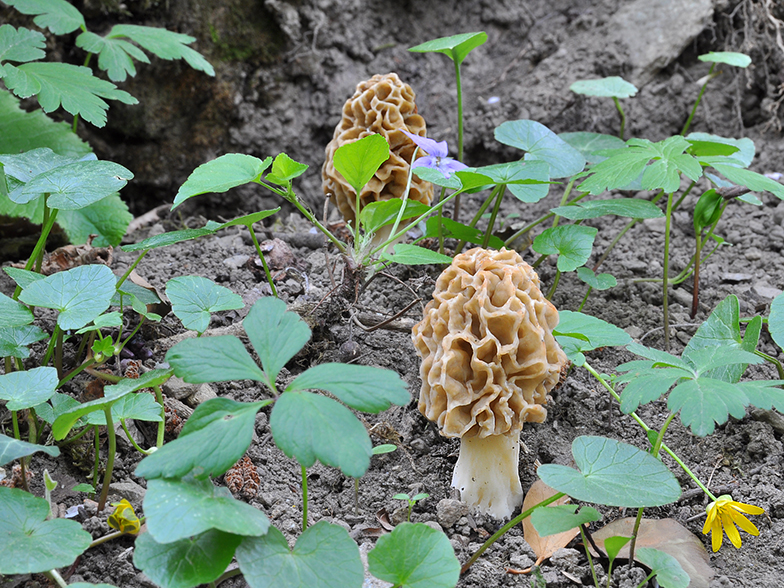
408;31;487;66
530;504;602;536
265;152;309;185
21;159;132;209
368;522;459;588
75;311;123;334
0;432;60;466
71;484;95;493
552;198;663;220
75;31;149;83
112;277;160;307
475;159;552;203
604;536;632;563
687;133;754;167
51;381;138;440
173;154;272;208
85;393;163;425
412;165;462;190
216;208;281;230
0;486;91;574
0;24;46;62
559;132;627;164
570;77;638;98
270;391;372;478
495;120;585;178
698;51;751;68
19;264;116;330
1;0;85;34
237;521;363;588
0;291;33;328
554;311;631;366
424;216;505;249
144;476;269;544
287;363;409;413
33;392;80;426
105;368;173;396
668;378;749;436
244;296;311;388
57;192;133;246
332;133;390;197
120;227;216;252
1;148;88;203
576;267;616;291
616;367;685;413
693;189;723;233
636;548;690;588
0;325;45;358
107;25;214;77
373;444;397;455
532;225;598;272
685;140;740;158
359;199;431;235
166;336;267;383
3;266;44;288
135;398;269;480
166;276;243;334
0;366;58;410
381;243;453;265
578;136;702;195
1;62;137;128
134;530;242;588
709;163;784;200
770;293;784;351
737;380;784;412
537;436;681;507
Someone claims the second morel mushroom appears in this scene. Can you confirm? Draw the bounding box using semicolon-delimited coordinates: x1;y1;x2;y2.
412;248;568;519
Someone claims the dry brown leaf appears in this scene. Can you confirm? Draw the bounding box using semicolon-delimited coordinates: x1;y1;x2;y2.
590;518;714;588
128;269;171;317
522;479;580;567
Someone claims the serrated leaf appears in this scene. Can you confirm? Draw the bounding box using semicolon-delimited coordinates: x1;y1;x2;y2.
531;504;602;537
636;548;690;588
270;391;371;478
19;264;116;330
75;31;149;83
287;363;409;413
771;293;784;351
237;521;363;588
85;393;163;425
0;324;47;358
570;77;638;98
381;243;453;265
408;31;487;65
736;380;784;412
533;225;597;272
333;133;390;197
265;152;308;185
0;24;46;63
360;199;431;235
367;522;460;588
0;291;33;328
554;311;631;366
144;476;269;544
424;216;505;249
709;163;784;200
2;0;84;34
134;530;242;588
0;432;60;466
108;25;214;76
135;398;269;480
559;132;627;164
173;153;272;208
617;368;686;413
495;120;585;178
166;276;243;334
2;62;137;128
120;227;216;252
576;267;616;290
537;436;681;507
698;51;751;68
166;336;266;383
668;378;749;436
243;296;311;388
0;486;91;574
552;198;663;220
21;159;132;209
0;366;58;410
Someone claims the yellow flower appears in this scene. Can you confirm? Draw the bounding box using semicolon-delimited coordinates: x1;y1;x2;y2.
107;499;141;535
702;495;764;552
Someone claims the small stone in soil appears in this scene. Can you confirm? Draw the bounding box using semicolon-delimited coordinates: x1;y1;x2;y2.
722;273;753;282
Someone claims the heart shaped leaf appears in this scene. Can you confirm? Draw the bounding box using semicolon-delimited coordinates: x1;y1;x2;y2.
332;133;389;198
237;521;363;588
537;436;681;507
494;120;585;178
408;32;487;65
85;393;163;425
698;51;751;68
559;132;626;164
576;267;617;291
265;152;308;185
533;225;598;272
367;522;460;588
0;366;58;410
570;77;638;98
0;324;48;358
174;153;272;208
24;160;132;210
554;311;631;366
0;291;33;328
531;504;601;537
166;276;243;334
144;476;269;544
0;432;60;466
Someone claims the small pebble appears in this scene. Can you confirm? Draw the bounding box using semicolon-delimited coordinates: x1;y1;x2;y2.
721;273;753;282
437;498;469;528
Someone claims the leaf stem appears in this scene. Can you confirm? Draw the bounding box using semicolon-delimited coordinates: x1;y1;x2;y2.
453;59;464;222
120;418;151;455
580;525;601;587
755;350;784;379
388;148;417;243
14;205;58;299
456;185;501;255
681;63;714;136
44;569;68;588
482;185;506;248
247;224;277;297
662;192;674;352
58;358;96;388
613;96;627;140
626;506;645;570
153;385;166;448
97;406;117;511
116;250;149;292
301;464;308;532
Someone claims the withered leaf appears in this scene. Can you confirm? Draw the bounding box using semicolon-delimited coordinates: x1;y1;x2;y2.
522;479;580;567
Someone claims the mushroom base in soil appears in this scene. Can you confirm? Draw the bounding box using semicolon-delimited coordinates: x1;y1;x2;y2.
451;428;525;519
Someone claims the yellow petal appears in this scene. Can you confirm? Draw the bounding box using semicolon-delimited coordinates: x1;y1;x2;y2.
728;509;760;536
710;516;723;552
730;501;764;515
721;510;742;548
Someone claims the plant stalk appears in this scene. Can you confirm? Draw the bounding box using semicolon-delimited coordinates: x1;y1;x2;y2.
453;59;464;222
681;63;714;135
301;464;309;532
247;225;277;297
97;406;117;511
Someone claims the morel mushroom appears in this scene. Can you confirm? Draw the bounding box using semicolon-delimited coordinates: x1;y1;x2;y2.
322;73;434;227
412;248;567;519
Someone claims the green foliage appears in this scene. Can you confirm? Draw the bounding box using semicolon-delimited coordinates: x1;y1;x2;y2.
0;324;47;358
360;199;431;234
332;133;390;199
166;276;244;334
698;51;751;68
554;311;631;366
174;153;273;207
538;436;682;507
636;548;690;588
266;152;309;186
423;216;505;249
770;293;784;351
576;267;616;291
0;486;91;574
0;433;60;466
530;504;602;536
381;243;453;265
559;132;626;164
476;159;552;203
408;31;487;65
532;225;598;272
551;198;663;220
236;521;364;588
570;76;638;98
120;227;217;252
0;366;57;410
0;290;33;328
495;119;586;178
2;0;85;34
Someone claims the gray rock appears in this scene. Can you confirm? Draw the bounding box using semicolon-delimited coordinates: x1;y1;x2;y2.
358;542;393;588
437;498;469;528
186;382;218;407
753;281;783;300
721;273;753;283
642;217;666;233
624;325;644;339
109;480;147;504
609;0;714;86
745;248;763;261
163;376;198;400
223;254;250;269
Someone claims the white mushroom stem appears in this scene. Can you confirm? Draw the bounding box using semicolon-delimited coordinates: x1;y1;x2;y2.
451;430;523;519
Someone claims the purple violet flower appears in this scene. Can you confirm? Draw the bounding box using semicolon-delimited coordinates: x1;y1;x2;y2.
402;130;468;179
